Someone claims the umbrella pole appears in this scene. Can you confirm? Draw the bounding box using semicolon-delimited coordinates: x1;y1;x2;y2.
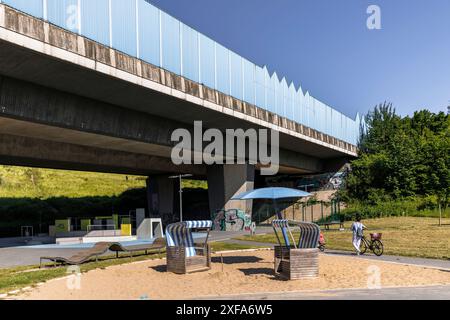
274;199;290;246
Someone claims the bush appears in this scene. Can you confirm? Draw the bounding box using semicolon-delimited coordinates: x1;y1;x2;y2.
341;196;449;221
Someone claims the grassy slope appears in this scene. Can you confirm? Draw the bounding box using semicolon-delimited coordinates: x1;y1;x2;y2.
0;166;147;199
0;165;207;199
237;217;450;260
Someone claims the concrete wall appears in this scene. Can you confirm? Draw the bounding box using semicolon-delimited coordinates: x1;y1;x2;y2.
146;176;179;221
207;164;255;214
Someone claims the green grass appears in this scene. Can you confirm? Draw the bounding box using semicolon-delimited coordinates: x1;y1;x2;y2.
0;166;207;199
0;165;147;199
0;242;259;295
236;217;450;260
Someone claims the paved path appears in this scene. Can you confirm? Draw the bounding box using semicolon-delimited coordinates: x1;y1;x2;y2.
0;247;83;268
198;285;450;300
223;239;450;271
0;228;273;269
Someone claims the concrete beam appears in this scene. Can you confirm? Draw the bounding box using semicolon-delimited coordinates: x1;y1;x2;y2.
0;75;324;174
0;133;205;176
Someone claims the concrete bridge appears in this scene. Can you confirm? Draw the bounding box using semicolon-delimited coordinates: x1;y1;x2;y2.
0;2;360;219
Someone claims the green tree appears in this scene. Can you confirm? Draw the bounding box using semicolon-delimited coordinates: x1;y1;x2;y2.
345;103;449;211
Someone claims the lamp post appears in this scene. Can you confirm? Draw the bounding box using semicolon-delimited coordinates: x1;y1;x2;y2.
169;174;193;222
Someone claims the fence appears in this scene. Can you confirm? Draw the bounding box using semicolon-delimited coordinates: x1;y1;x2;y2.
1;0;361;145
254;200;342;225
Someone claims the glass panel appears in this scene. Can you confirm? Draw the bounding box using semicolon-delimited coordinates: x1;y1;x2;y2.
243;59;255;105
181;23;199;82
230;51;243;100
138;0;160;66
161;11;181;74
80;0;110;46
215;43;230;95
47;0;79;33
111;0;137;56
3;0;43;18
199;34;215;88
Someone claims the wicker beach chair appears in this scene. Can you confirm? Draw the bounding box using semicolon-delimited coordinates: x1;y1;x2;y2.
165;221;212;274
272;220;321;280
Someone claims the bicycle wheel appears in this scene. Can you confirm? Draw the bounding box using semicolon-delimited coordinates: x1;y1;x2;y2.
360;239;368;255
372;240;384;256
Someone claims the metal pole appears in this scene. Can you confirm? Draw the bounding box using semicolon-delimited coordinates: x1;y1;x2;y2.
274;199;289;246
321;202;324;221
170;174;192;223
179;175;183;222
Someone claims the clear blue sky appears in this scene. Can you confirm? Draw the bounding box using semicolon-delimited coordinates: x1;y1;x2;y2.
148;0;450;118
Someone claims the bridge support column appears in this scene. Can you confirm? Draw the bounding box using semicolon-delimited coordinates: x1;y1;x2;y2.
146;175;180;222
207;164;255;214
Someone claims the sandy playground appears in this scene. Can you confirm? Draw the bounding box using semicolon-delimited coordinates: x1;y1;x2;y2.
18;250;450;300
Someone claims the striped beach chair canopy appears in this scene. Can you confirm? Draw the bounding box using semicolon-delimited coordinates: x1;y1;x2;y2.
296;222;321;249
272;219;290;229
166;221;212;257
272;220;321;249
272;219;292;247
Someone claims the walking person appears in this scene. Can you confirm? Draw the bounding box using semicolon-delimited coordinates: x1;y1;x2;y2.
351;214;366;255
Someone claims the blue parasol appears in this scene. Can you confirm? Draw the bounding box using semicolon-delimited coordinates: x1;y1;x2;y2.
232;187;312;245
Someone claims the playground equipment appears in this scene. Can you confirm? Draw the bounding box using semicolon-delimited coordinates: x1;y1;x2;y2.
49;209;158;244
137;218;163;239
166;221;212;274
212;209;252;232
272;220;321;280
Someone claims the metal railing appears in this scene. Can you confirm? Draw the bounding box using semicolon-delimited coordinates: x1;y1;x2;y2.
86;225;120;237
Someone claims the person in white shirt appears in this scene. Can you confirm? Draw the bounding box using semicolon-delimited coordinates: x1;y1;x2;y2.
351;214;366;255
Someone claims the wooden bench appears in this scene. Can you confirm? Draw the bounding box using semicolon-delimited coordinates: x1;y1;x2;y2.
318;220;344;230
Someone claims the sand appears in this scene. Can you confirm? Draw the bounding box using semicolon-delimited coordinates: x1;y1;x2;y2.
18;250;450;300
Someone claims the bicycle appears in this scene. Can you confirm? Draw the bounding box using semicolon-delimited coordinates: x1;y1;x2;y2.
360;233;384;256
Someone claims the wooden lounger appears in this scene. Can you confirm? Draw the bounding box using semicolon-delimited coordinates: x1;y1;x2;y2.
109;237;166;258
40;242;114;268
40;238;166;268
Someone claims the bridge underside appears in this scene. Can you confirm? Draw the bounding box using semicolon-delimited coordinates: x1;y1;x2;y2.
0;6;354;220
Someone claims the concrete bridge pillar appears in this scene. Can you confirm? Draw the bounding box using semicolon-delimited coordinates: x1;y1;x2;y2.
207;164;255;214
146;175;179;221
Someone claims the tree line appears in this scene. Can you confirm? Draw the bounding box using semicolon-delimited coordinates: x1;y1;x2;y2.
340;103;449;214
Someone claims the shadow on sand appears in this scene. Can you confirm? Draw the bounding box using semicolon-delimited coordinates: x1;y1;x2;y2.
149;264;167;273
211;255;263;264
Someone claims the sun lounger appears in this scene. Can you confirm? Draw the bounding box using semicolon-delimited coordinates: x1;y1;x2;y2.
272;220;321;280
40;238;166;268
40;242;114;268
109;237;166;257
166;220;212;274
